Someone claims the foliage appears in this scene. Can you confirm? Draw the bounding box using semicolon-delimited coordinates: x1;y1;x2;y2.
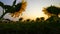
0;1;60;34
43;6;60;17
0;17;60;34
0;0;27;19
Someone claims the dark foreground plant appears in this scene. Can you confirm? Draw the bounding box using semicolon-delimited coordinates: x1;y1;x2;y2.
0;16;60;34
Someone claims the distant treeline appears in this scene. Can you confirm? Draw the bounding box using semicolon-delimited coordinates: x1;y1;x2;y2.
0;16;60;34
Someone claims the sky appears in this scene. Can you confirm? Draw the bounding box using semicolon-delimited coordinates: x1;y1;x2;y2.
0;0;60;21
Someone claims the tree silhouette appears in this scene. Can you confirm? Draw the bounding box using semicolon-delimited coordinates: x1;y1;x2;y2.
40;17;45;22
0;0;27;19
40;17;45;20
19;17;23;21
35;17;45;22
0;1;5;19
36;18;40;21
43;6;60;17
26;19;31;22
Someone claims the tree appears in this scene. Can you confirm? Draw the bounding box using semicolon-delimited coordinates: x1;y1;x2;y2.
26;19;31;22
0;1;5;19
40;17;45;22
19;17;23;21
11;0;27;17
0;0;27;19
35;17;45;22
46;15;60;23
42;6;60;17
36;18;40;21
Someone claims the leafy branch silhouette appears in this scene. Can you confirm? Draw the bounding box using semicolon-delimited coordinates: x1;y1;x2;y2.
0;0;27;19
42;6;60;17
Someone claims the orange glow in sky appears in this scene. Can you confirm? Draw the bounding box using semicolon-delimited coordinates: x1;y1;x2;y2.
0;0;60;21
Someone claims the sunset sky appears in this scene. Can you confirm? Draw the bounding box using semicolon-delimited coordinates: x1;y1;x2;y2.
0;0;60;21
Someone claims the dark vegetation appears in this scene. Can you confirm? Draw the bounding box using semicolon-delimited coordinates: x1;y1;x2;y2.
0;0;60;34
0;17;60;34
0;0;23;19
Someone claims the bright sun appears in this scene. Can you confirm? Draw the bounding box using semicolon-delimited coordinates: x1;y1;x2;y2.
21;0;48;20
